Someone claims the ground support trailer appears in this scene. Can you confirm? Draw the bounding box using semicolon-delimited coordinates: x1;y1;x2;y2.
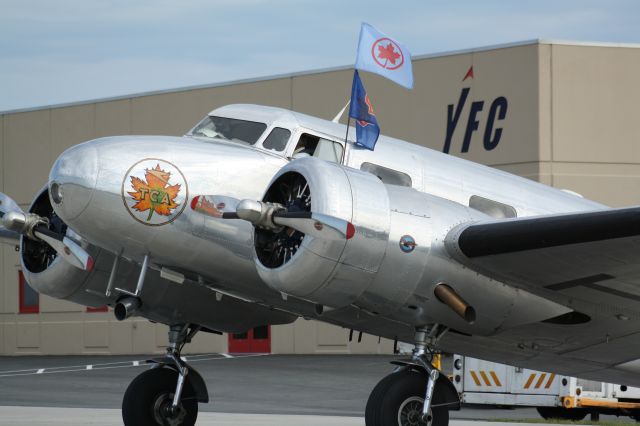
452;355;640;421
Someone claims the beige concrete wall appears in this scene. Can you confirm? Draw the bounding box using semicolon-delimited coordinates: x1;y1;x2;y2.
545;44;640;206
4;110;52;204
1;41;639;355
271;318;394;355
0;115;4;193
292;70;352;123
405;44;541;167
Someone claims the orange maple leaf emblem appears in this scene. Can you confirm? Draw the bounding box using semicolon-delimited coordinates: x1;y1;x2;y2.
377;43;401;65
128;164;181;221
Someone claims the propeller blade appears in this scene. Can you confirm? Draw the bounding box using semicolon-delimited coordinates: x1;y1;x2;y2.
0;193;23;217
191;195;240;219
0;193;23;239
1;202;94;271
192;195;356;240
272;211;356;240
32;226;94;272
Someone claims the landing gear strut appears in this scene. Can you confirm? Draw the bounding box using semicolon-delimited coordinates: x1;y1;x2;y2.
365;325;460;426
122;324;209;426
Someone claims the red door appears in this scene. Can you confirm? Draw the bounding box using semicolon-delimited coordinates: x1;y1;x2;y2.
228;325;271;353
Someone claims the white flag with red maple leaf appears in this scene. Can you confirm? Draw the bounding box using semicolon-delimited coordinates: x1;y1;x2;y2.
354;22;413;89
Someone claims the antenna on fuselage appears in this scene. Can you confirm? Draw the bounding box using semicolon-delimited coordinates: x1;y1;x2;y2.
331;100;350;123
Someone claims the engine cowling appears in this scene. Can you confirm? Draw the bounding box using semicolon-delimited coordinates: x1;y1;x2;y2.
254;157;398;308
20;188;111;307
253;158;572;336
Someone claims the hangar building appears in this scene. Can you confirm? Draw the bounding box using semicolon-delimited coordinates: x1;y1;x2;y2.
1;40;639;355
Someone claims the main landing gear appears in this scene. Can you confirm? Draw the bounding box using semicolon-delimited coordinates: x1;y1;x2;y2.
366;325;460;426
122;324;209;426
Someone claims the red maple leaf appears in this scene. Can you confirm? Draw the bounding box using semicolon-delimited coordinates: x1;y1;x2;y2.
377;43;401;65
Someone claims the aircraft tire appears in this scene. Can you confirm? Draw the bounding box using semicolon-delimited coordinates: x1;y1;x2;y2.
365;369;449;426
122;367;198;426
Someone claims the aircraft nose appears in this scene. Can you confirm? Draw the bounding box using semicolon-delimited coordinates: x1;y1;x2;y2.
49;142;99;221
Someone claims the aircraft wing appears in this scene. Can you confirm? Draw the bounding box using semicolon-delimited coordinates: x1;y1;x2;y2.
445;206;640;303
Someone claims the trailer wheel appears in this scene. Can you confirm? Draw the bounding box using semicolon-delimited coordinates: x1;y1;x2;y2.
536;407;587;420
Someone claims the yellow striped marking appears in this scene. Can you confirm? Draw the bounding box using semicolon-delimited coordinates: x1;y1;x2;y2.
469;371;482;386
490;371;502;387
545;373;556;388
479;371;492;386
535;373;547;389
524;373;536;389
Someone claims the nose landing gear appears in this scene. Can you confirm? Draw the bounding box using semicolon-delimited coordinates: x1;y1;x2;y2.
365;325;460;426
122;324;209;426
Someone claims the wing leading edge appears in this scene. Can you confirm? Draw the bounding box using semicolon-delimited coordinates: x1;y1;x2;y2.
456;206;640;258
445;206;640;293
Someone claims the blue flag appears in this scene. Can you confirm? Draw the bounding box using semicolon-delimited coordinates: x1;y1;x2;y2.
355;23;413;89
349;70;380;151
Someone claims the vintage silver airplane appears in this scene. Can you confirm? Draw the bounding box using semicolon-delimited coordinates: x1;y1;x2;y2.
2;103;640;426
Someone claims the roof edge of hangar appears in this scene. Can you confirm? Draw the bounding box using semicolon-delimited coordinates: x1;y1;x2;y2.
4;39;640;116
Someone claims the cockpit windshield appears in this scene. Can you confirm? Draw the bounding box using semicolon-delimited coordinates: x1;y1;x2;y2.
190;116;267;145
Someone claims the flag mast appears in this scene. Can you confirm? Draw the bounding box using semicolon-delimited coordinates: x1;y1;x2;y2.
344;109;351;146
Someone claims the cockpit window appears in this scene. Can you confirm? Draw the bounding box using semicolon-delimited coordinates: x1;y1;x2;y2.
190;116;267;145
292;133;344;163
262;127;291;152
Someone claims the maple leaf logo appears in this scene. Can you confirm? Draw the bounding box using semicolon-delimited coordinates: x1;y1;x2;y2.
128;164;181;221
377;43;401;65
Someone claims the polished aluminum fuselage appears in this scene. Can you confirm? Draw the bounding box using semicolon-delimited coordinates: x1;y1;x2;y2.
31;105;615;376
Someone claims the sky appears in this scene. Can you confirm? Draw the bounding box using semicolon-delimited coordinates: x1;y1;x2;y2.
1;0;639;112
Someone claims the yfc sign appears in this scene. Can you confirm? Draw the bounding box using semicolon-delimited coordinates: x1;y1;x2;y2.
443;66;508;154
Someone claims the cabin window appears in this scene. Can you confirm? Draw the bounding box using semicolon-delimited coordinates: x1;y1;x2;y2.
469;195;517;219
190;116;267;145
19;271;39;314
360;162;412;187
292;133;343;163
262;127;291;152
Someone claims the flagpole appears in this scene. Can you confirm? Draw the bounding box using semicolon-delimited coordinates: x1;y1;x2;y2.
342;116;350;164
343;69;355;163
344;116;350;145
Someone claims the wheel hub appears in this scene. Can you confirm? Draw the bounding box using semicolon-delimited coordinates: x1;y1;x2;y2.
398;396;431;426
152;392;186;426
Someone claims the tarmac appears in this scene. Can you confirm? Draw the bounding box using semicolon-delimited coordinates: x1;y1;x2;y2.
0;406;571;426
0;354;632;425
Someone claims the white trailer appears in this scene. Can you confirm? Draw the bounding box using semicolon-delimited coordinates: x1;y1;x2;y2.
452;355;640;420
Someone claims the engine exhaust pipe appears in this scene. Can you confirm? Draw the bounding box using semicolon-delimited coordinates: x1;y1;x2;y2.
434;283;476;324
114;297;140;321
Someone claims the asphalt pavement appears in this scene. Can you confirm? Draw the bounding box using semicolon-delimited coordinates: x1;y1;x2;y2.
0;353;630;423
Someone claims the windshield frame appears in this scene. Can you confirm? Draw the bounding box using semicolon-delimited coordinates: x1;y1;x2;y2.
188;115;268;146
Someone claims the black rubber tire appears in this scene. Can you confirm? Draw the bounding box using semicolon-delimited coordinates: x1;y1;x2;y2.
366;370;449;426
122;367;198;426
536;406;587;421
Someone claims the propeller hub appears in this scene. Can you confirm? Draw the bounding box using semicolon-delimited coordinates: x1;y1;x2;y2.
236;199;283;231
2;211;48;240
